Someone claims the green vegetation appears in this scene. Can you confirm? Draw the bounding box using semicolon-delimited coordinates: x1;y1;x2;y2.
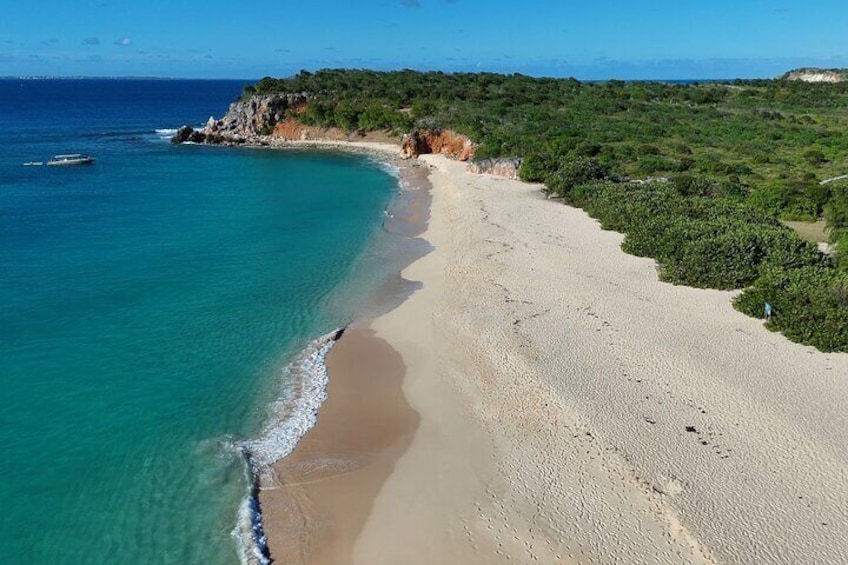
560;180;825;290
246;69;848;351
825;181;848;270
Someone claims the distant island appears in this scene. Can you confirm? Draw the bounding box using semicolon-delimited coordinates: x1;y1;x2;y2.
176;69;848;351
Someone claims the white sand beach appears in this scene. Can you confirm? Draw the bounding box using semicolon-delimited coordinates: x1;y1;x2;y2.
354;155;848;564
262;149;848;564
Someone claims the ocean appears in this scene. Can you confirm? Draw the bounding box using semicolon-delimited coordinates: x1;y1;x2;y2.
0;79;404;563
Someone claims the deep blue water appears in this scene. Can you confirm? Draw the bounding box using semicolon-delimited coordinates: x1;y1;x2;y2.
0;79;399;563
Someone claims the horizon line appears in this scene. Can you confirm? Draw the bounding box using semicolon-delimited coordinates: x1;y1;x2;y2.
1;73;785;83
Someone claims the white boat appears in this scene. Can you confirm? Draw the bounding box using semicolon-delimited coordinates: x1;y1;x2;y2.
46;154;95;166
23;161;43;166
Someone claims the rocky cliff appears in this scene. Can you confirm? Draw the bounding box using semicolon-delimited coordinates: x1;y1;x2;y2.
782;68;848;83
172;93;530;178
173;93;308;144
400;129;477;161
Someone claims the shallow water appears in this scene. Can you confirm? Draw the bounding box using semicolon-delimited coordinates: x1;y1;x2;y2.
0;79;400;564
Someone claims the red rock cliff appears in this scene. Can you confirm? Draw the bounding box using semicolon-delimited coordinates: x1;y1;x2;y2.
401;130;477;161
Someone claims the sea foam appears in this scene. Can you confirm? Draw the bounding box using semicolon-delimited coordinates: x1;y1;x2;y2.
155;128;178;140
240;327;343;472
232;327;344;564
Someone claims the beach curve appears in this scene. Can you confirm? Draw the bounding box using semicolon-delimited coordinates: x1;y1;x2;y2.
258;147;848;564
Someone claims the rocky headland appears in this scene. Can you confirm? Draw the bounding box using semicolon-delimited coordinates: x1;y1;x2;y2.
782;67;848;83
172;93;525;178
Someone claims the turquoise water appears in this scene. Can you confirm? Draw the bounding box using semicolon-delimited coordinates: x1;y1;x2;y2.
0;80;400;563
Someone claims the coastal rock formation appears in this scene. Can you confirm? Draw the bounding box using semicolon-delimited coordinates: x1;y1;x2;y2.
401;129;477;161
172;94;507;171
782;68;848;83
213;93;306;137
172;93;307;144
466;158;523;179
173;125;209;144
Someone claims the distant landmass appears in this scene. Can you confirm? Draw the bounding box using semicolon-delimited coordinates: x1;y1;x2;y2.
781;67;848;82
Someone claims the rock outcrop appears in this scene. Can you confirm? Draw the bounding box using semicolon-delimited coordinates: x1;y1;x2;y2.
400;129;477;161
214;93;306;137
782;68;848;83
173;125;206;144
466;158;523;179
172;93;528;181
172;93;307;145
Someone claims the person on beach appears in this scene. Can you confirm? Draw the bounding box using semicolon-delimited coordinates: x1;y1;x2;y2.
764;302;773;321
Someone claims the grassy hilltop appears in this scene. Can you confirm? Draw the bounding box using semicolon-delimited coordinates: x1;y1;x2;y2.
247;70;848;351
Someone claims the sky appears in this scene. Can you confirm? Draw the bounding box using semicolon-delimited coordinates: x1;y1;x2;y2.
2;0;848;80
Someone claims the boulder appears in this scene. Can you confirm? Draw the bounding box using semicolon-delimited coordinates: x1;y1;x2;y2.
171;125;210;144
172;125;196;144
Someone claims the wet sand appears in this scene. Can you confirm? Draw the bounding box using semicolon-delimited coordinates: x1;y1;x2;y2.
256;140;425;564
258;327;417;564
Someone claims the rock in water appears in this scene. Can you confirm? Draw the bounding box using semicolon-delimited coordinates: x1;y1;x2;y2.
172;125;195;144
171;125;209;144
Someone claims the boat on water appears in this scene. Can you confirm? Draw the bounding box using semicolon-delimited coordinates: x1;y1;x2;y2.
23;161;44;166
46;154;95;166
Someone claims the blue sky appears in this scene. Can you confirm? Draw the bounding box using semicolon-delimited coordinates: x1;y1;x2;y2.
2;0;847;79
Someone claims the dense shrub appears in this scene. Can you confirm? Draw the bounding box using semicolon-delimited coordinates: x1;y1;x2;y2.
825;182;848;267
570;182;825;289
569;180;845;348
518;152;559;183
544;157;607;199
735;266;848;352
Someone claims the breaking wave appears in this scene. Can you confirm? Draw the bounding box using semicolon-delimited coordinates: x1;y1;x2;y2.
231;328;345;565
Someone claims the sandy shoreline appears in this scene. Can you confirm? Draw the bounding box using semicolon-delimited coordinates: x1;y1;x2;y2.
259;148;848;564
254;139;428;564
258;327;417;564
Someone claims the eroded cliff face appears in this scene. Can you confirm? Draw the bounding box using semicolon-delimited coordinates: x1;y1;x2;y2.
271;118;307;140
783;68;848;83
400;130;477;161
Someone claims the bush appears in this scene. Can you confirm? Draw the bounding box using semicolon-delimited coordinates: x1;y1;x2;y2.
333;101;361;131
825;183;848;233
734;266;848;351
544;157;606;199
569;182;825;289
803;149;827;164
825;183;848;267
519;152;559;183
